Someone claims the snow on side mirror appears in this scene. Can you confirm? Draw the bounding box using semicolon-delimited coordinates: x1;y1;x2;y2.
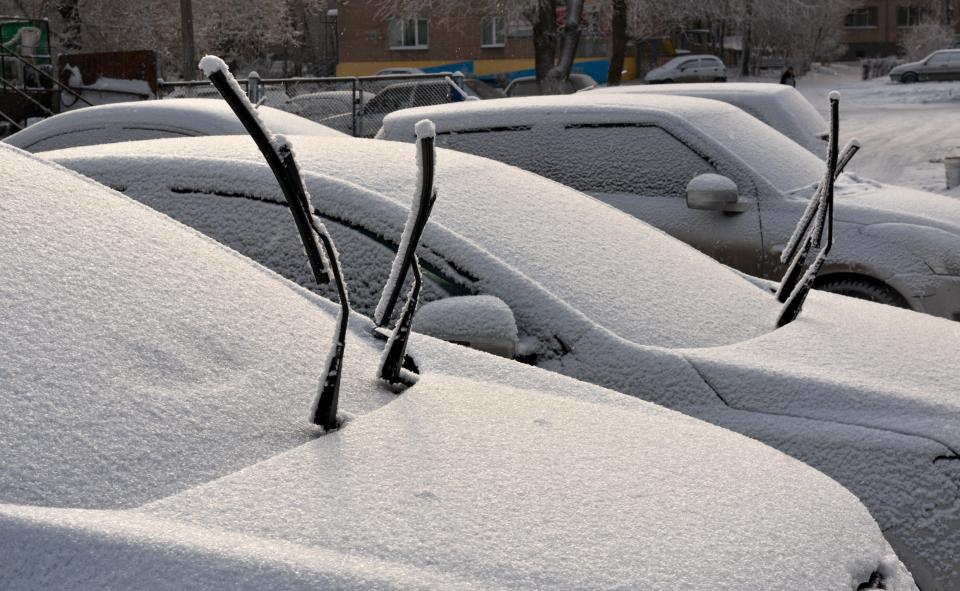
686;174;748;213
414;296;519;359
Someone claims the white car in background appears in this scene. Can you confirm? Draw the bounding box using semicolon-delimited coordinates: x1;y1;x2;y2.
45;133;960;590
0;143;917;590
2;98;345;152
643;54;727;83
379;94;960;322
591;82;828;154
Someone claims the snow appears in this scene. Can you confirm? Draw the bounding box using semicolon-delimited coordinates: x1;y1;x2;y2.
413;295;518;347
45;134;781;350
0;143;917;589
591;82;829;154
3;98;345;152
38;132;960;587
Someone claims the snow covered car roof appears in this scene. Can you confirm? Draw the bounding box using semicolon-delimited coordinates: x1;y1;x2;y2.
589;82;828;154
41;132;959;588
2;98;345;153
0;143;914;589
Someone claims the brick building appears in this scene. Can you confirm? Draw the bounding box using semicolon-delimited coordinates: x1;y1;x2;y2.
842;0;960;57
335;0;634;84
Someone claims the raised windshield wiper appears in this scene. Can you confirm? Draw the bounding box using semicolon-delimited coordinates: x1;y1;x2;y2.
376;121;438;386
776;91;856;327
201;55;349;430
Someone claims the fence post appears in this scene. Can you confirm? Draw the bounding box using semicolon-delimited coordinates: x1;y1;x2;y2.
353;77;361;137
247;71;262;103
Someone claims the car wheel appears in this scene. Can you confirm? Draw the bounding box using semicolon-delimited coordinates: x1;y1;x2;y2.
662;79;673;84
816;277;909;308
901;72;918;84
714;77;727;82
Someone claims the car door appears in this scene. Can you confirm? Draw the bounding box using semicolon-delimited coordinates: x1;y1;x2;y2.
921;51;952;80
949;52;960;81
676;59;700;82
703;57;724;81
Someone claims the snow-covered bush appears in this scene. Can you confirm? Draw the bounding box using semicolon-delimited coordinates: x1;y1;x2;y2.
900;19;957;61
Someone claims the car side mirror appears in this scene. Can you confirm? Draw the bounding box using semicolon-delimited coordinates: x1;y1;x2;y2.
414;295;518;359
686;174;749;213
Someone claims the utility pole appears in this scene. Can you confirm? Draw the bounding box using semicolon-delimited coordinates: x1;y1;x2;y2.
179;0;197;80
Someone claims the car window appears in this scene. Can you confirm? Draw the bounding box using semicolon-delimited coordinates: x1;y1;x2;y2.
950;52;960;64
436;123;717;197
680;60;698;70
507;80;538;97
413;83;446;107
366;86;413;114
927;52;951;65
132;187;457;317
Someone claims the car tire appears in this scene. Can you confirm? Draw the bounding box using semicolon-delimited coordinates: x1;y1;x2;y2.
714;77;727;82
901;72;919;84
816;277;909;308
663;79;674;84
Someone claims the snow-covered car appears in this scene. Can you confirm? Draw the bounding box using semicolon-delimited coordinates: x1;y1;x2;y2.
504;73;598;97
321;79;470;137
45;133;960;590
644;54;727;83
378;94;960;321
281;89;371;122
1;142;917;590
590;82;828;154
889;49;960;83
2;98;345;152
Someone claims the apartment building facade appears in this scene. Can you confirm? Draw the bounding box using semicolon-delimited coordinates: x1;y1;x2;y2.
842;0;960;57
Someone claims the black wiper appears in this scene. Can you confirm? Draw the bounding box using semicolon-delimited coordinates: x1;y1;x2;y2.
202;55;349;430
374;120;439;328
776;91;851;327
376;121;438;386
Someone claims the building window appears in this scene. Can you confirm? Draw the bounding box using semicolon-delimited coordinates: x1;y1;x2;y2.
897;6;924;27
844;7;879;28
481;16;506;47
389;18;428;49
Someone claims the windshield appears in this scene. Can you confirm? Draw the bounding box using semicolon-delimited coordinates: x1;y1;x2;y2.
283;138;782;349
683;106;825;193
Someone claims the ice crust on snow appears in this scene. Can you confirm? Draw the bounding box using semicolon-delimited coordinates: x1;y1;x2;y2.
0;144;917;590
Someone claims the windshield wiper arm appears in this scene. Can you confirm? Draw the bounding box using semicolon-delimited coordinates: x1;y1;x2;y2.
376;121;438;386
777;91;846;327
202;55;349;430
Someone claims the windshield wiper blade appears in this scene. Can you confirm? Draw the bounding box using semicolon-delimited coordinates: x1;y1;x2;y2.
202;55;350;430
374;121;439;328
777;91;844;327
376;121;438;386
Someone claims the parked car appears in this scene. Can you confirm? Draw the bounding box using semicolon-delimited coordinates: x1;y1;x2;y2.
889;49;960;83
379;94;960;321
1;142;917;590
46;133;960;589
644;54;727;83
591;82;828;154
281;89;371;122
376;66;425;75
504;73;598;97
320;79;470;137
2;98;345;152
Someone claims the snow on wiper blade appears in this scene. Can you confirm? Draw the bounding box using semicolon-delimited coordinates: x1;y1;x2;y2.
777;91;848;327
377;120;438;387
201;55;350;430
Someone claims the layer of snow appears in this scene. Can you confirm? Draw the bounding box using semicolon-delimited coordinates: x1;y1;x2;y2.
4;98;345;153
413;295;518;344
0;143;916;589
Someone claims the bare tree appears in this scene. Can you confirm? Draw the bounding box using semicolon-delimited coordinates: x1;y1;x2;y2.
901;18;956;60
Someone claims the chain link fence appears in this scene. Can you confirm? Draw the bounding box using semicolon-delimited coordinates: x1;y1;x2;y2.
159;73;468;138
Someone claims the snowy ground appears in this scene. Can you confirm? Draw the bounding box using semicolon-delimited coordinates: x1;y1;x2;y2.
793;62;960;197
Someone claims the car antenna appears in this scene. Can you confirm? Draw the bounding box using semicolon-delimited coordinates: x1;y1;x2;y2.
377;120;438;386
201;55;349;430
776;91;847;328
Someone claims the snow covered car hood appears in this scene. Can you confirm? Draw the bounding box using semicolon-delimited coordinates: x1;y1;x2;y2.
2;144;915;588
790;175;960;236
683;289;960;453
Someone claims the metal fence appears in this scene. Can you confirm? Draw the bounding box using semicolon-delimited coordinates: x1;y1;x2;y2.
159;72;468;138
